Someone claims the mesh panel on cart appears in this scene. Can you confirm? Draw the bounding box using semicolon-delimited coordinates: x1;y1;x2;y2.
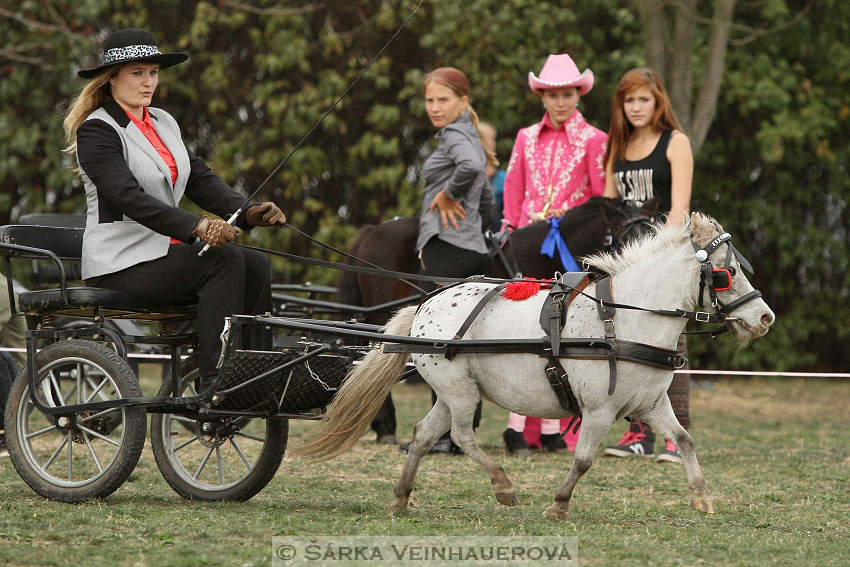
214;350;351;412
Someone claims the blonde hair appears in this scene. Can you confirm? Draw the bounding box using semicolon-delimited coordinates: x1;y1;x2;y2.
63;66;119;159
423;67;499;167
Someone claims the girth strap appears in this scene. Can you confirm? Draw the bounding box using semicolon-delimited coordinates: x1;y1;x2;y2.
595;276;618;396
545;355;581;415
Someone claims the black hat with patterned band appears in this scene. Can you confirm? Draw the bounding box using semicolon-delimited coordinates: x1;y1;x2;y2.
77;28;188;79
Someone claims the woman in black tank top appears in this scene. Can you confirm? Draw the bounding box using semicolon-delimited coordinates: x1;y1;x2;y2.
603;68;693;226
601;68;694;463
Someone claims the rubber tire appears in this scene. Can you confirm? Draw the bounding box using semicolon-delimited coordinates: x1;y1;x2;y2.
4;340;146;503
150;360;288;501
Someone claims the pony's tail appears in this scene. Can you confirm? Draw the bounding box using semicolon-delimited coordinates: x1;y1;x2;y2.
292;306;417;461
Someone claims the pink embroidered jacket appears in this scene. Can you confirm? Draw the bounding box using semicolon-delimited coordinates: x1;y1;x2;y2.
503;110;607;229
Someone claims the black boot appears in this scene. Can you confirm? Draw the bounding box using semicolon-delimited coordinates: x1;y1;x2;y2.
503;428;531;456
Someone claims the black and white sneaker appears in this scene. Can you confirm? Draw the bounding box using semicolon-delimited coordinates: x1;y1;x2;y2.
603;422;656;458
0;433;9;458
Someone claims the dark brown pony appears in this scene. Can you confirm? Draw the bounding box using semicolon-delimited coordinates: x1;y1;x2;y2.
336;197;658;442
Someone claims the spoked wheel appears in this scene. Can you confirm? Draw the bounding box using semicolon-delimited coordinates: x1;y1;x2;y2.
4;340;146;502
150;363;288;501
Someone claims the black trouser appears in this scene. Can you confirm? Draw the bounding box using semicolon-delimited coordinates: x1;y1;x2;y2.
420;236;488;441
88;242;272;378
0;350;19;428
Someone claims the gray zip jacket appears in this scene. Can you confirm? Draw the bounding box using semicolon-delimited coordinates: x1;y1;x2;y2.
416;112;490;254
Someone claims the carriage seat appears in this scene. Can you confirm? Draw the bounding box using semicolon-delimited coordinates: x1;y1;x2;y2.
0;224;196;321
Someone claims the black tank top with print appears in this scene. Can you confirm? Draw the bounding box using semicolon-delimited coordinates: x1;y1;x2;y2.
612;129;673;214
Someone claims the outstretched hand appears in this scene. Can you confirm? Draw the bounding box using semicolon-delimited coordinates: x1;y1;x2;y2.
246;202;287;227
428;190;466;230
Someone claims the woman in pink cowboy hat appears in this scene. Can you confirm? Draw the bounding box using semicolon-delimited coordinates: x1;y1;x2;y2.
501;53;607;455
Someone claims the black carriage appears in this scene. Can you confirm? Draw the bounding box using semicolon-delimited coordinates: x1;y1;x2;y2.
0;222;382;503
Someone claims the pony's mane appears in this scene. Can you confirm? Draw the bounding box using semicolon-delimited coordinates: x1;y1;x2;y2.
583;215;695;275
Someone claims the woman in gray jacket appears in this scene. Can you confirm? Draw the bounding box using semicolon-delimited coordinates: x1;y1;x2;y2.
402;67;497;455
63;28;286;381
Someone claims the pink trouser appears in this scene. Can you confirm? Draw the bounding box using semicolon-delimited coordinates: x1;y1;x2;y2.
507;413;580;451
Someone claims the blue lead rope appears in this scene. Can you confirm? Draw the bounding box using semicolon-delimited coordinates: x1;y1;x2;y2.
540;216;581;272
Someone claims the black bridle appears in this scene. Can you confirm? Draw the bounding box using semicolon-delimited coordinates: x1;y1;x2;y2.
690;226;762;323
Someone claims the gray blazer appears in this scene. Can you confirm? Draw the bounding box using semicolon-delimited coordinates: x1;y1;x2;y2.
76;101;248;279
416;112;490;254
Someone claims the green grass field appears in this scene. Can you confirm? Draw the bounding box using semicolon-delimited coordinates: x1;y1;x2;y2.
1;370;848;567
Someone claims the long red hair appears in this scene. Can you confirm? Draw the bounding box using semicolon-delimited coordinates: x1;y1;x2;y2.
603;67;683;167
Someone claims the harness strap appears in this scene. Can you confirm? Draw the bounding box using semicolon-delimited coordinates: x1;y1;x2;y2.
545;356;580;414
539;273;591;357
452;283;508;342
595;276;618;396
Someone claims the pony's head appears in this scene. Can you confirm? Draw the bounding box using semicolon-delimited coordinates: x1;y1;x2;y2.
584;212;774;341
690;213;774;340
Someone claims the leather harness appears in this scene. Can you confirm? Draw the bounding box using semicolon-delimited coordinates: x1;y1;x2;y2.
447;272;685;416
402;230;762;419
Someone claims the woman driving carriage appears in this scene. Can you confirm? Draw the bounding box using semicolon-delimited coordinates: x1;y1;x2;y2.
500;53;608;455
64;28;287;382
602;67;694;463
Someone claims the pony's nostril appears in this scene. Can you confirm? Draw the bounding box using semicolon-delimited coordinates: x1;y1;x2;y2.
761;313;774;326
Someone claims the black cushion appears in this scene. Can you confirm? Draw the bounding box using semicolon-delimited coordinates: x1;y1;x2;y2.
19;287;196;318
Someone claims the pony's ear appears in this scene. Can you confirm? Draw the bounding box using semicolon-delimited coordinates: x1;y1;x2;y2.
691;212;716;247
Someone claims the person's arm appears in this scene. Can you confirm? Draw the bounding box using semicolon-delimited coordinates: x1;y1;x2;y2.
77;119;199;240
440;129;486;201
666;131;693;227
603;155;620;199
501;132;526;229
586;131;608;198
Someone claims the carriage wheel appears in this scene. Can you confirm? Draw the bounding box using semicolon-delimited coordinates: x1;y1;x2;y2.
4;340;146;502
150;361;288;501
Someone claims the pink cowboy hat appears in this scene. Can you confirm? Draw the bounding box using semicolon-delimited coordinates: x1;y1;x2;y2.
528;53;594;95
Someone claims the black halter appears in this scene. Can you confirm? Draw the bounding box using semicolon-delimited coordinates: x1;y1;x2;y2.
690;227;762;322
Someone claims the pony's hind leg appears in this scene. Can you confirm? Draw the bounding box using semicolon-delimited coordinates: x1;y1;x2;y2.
544;411;613;521
449;399;519;507
643;402;714;514
390;399;451;514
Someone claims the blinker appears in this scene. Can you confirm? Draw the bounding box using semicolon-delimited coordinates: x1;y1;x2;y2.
711;269;732;291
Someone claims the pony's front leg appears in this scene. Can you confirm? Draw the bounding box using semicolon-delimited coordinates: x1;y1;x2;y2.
645;404;714;513
544;412;611;521
390;401;451;514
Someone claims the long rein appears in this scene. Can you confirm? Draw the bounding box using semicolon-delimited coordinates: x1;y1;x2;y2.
238;223;753;337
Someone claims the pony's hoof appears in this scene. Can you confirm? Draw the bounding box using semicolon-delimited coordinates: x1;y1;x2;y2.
690;497;715;514
389;501;409;515
543;504;570;521
495;491;519;506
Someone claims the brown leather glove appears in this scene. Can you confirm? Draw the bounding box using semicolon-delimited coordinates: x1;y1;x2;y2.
191;215;236;247
245;202;286;227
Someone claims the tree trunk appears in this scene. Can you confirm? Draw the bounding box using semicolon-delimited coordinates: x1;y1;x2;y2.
690;0;736;154
636;0;667;82
670;0;696;134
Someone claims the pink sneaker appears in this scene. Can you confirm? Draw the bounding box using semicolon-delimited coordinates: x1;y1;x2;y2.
656;439;683;464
